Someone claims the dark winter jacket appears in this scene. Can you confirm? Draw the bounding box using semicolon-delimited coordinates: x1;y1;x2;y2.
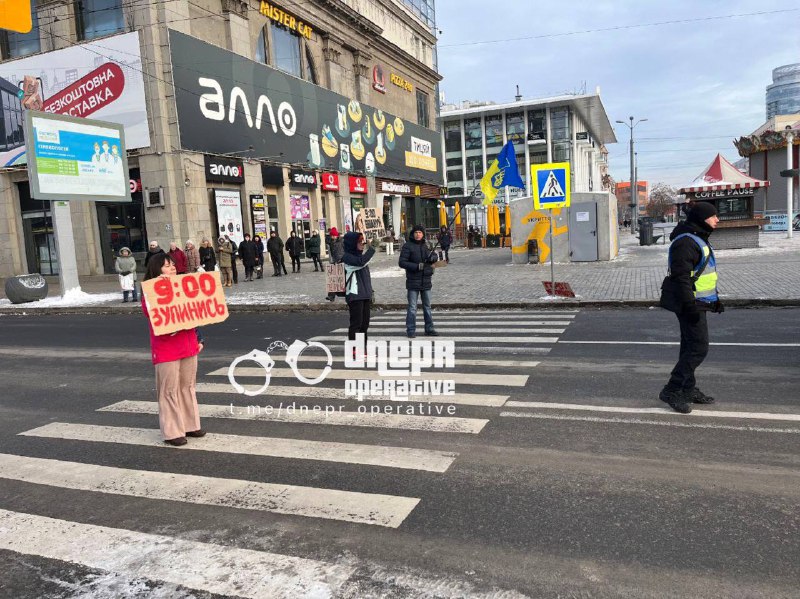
328;237;344;264
169;247;188;274
238;239;258;267
217;241;233;268
399;225;438;291
228;239;238;263
199;246;216;271
267;236;284;258
254;239;265;265
144;247;164;267
285;235;303;257
307;234;321;255
342;232;375;301
437;229;453;249
664;220;714;313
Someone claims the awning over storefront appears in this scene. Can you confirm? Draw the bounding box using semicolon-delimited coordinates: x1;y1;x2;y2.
679;154;770;194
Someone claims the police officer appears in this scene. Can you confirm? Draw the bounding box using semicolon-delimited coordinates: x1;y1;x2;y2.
659;201;723;413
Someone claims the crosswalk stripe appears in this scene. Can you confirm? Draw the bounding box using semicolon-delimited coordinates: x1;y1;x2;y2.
375;310;578;316
211;367;528;388
0;508;354;598
20;423;458;472
195;382;509;407
99;400;489;434
266;354;542;368
316;345;553;355
331;327;566;334
356;321;574;326
311;335;560;344
503;401;800;422
0;454;418;528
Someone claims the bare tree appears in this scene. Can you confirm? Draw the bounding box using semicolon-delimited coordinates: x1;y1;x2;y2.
647;183;678;220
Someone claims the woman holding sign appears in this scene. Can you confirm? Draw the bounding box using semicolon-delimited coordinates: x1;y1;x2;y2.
142;253;205;447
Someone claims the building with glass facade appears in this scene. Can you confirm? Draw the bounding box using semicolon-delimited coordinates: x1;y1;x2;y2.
766;63;800;119
399;0;436;30
439;94;616;229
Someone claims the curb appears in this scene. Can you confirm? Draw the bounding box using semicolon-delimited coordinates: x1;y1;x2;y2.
1;298;799;316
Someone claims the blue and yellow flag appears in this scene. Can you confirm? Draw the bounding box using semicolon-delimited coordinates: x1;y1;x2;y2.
480;141;525;205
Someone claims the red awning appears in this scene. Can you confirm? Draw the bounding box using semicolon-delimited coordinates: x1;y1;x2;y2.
679;154;770;194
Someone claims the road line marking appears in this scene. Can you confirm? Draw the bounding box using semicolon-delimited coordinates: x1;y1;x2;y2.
366;319;575;325
210;367;528;388
20;423;458;472
311;335;560;344
0;508;354;598
99;401;489;434
264;355;542;368
313;345;552;355
503;401;800;422
558;341;800;347
375;310;579;316
195;382;509;407
499;412;800;434
0;454;418;528
331;327;566;334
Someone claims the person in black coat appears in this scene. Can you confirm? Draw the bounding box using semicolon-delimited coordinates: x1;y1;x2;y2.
199;239;216;272
286;231;304;273
266;231;285;276
238;233;259;281
144;240;165;267
343;231;378;341
253;235;265;279
437;225;453;262
659;202;723;413
398;224;438;338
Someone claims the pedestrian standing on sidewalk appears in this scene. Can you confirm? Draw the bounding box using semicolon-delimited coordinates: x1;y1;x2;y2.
199;239;216;272
238;233;258;282
437;225;453;263
343;231;378;341
115;246;138;303
217;236;234;287
144;240;164;267
185;240;201;272
286;231;303;273
399;224;439;338
325;227;345;302
225;235;239;284
659;201;723;414
141;253;205;446
386;228;395;255
253;235;265;279
267;231;285;276
168;242;188;274
307;230;323;271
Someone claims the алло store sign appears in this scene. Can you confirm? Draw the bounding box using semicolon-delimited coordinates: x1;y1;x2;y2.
205;155;244;183
168;29;442;185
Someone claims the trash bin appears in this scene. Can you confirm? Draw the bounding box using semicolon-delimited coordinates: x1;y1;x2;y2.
639;219;654;246
527;239;539;263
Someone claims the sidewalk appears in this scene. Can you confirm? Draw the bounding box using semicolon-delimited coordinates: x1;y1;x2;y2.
2;232;799;311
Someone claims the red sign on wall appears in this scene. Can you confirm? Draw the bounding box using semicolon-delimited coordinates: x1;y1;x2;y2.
321;172;340;191
349;176;368;194
43;63;126;119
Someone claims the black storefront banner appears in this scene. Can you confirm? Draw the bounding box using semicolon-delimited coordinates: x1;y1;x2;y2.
261;165;284;186
170;29;442;185
205;155;244;183
289;168;317;188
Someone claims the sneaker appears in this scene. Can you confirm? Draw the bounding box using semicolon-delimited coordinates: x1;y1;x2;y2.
407;332;416;338
425;330;439;336
164;437;187;446
686;388;715;404
659;387;692;414
185;429;206;438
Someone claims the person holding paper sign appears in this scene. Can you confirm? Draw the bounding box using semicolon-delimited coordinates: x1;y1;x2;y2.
141;253;205;446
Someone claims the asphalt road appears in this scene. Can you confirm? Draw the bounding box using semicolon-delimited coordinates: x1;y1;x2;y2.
0;307;798;598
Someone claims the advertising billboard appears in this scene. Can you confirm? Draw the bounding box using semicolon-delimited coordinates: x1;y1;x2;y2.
168;30;442;185
24;110;131;203
0;31;150;167
214;189;244;245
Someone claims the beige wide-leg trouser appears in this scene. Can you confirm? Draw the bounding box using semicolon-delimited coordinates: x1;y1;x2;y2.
154;355;200;440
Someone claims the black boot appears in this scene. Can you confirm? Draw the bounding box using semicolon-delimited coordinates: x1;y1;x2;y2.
659;387;692;414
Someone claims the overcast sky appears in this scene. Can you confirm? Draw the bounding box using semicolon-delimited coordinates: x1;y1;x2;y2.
435;0;800;188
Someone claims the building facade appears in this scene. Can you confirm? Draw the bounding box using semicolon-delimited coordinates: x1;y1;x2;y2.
614;181;649;220
438;93;616;232
0;0;443;277
766;63;800;120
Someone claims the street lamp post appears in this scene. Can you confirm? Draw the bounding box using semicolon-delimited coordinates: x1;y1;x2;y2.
616;117;647;234
786;127;794;240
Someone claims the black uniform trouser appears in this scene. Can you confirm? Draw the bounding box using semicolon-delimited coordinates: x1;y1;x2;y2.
270;255;281;275
290;255;301;271
347;299;371;341
311;254;323;270
244;264;254;280
667;311;709;391
231;259;238;283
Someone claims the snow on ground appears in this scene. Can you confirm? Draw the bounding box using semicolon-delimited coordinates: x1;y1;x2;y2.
717;232;800;257
0;288;119;309
224;292;315;305
370;269;404;278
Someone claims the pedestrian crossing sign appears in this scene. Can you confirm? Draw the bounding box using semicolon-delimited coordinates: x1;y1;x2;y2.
532;162;570;210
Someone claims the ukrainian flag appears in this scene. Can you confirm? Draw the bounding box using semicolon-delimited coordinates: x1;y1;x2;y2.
480;141;525;206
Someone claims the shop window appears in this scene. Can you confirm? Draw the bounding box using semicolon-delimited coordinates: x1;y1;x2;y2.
1;1;41;58
267;195;279;232
416;89;429;128
1;84;24;151
528;109;546;141
75;0;125;41
464;118;482;150
271;21;301;78
255;27;268;64
484;114;503;163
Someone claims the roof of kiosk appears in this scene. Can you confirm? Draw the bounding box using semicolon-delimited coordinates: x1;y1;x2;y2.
679;154;770;194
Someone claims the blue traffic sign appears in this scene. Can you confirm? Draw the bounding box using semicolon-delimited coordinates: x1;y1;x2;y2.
532;162;571;209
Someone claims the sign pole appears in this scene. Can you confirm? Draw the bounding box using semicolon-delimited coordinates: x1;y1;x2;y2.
51;200;81;295
549;210;555;296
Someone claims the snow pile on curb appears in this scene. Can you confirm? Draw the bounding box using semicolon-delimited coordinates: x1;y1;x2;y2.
0;288;119;308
